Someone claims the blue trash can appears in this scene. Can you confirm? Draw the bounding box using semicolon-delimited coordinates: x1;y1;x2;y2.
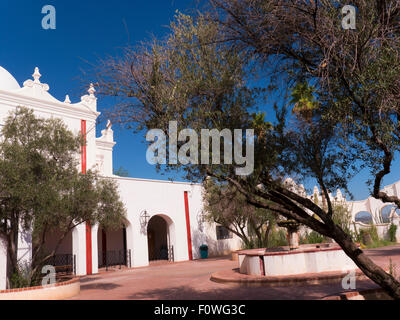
200;245;208;259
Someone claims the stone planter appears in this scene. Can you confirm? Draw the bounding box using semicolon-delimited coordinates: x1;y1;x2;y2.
0;278;80;300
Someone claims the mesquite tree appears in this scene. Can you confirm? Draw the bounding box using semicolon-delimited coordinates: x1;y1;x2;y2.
90;2;400;299
204;179;278;248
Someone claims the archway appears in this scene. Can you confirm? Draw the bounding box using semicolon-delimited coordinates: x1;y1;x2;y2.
147;215;175;262
380;205;400;224
354;211;373;224
97;222;130;269
40;228;73;274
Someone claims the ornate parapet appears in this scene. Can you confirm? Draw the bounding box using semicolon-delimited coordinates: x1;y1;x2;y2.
95;120;116;176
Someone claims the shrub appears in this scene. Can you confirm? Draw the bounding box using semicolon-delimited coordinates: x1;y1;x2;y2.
300;231;325;244
267;229;288;248
389;224;398;242
332;203;352;235
242;228;289;249
369;225;380;242
357;225;397;249
241;238;257;249
10;262;32;289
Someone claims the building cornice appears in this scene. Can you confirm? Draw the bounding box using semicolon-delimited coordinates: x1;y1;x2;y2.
0;91;99;121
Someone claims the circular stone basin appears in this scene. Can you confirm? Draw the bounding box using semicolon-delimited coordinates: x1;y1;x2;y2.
237;243;358;277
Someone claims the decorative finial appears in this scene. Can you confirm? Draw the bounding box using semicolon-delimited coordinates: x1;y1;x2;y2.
33;67;41;83
336;189;343;200
106;119;112;130
88;83;96;97
64;95;71;104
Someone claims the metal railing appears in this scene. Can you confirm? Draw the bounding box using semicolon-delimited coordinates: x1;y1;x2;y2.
127;249;132;268
98;250;131;270
46;254;75;274
168;245;174;262
149;246;174;262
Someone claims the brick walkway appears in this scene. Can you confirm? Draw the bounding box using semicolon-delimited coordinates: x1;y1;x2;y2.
69;245;400;300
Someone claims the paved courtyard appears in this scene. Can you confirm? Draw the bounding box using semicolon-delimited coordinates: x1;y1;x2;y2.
70;245;400;300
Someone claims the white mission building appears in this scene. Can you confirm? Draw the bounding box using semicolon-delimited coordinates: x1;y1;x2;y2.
0;66;242;290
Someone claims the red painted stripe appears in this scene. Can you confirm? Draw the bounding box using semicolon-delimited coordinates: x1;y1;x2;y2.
85;221;92;275
81;119;92;275
81;120;87;174
183;191;193;260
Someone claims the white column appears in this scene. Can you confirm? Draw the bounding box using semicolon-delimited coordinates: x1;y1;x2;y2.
0;235;7;290
124;223;134;267
367;198;382;224
72;223;87;276
131;221;149;267
392;215;400;242
91;224;99;274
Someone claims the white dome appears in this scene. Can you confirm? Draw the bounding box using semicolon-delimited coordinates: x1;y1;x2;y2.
0;66;20;91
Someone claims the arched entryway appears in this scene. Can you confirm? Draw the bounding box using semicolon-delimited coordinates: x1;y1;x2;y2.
380;205;400;224
355;211;373;224
40;228;74;274
97;223;131;269
147;215;175;262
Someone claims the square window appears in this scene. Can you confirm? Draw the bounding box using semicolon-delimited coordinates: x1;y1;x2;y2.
216;226;232;240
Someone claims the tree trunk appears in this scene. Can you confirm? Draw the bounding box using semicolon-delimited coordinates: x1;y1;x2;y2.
6;227;19;289
332;225;400;299
263;223;272;247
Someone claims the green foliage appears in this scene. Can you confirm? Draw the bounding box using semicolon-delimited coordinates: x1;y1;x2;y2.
242;228;287;249
267;228;288;248
0;107;127;288
90;1;400;298
9;262;33;289
369;225;380;243
241;238;258;250
93;11;263;180
290;82;319;120
389;224;398;242
300;231;325;244
205;178;277;249
364;239;396;249
357;225;396;249
332;202;352;235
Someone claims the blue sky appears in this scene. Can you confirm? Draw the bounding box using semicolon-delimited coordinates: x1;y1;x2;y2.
0;0;399;200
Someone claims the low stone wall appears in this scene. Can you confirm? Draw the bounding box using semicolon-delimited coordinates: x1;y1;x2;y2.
0;278;80;300
323;288;393;300
238;244;357;276
211;268;367;287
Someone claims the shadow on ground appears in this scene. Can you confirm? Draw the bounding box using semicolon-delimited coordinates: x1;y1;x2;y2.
81;282;122;291
125;280;378;300
365;246;400;257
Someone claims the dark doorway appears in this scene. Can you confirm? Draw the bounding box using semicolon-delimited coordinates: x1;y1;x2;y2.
147;216;169;261
98;226;128;268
